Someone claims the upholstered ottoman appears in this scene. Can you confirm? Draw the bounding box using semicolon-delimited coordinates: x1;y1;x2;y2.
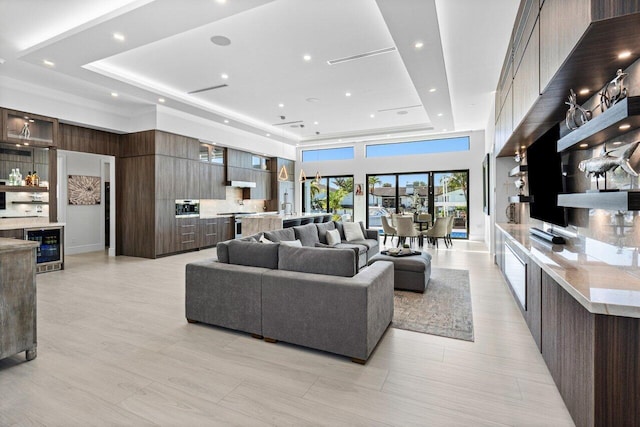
367;251;432;293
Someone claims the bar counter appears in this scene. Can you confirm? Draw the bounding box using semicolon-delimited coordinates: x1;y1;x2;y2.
241;213;328;236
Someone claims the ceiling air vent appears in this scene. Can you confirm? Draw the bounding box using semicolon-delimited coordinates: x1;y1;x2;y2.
327;47;397;65
188;84;228;95
272;120;303;126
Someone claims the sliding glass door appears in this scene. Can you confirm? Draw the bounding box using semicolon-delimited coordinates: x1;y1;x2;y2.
434;171;468;238
367;170;468;239
302;175;353;221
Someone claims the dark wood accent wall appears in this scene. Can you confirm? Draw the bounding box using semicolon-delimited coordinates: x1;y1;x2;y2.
526;261;542;350
116;155;155;258
119;130;155;158
58;123;121;156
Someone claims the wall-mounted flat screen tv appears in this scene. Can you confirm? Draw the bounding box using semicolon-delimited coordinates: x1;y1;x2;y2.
527;124;568;227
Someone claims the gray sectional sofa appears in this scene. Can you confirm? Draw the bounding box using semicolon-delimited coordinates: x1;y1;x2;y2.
185;221;393;362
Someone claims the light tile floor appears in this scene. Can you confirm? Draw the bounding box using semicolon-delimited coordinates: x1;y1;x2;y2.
0;238;574;426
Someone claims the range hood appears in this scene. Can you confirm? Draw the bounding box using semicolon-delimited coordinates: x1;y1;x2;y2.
228;180;257;188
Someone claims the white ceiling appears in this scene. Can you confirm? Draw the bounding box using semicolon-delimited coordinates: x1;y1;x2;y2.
0;0;519;146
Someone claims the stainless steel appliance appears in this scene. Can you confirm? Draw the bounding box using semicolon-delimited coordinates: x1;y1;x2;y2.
175;199;200;218
219;212;257;238
24;226;64;273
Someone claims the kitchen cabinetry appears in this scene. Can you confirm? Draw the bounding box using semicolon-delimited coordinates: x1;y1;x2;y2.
227;148;252;169
199;218;219;248
512;19;539;129
2;109;58;147
199;163;225;200
176;217;198;251
0;238;38;362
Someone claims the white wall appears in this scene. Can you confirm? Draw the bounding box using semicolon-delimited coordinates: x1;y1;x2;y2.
297;130;486;241
57;150;115;256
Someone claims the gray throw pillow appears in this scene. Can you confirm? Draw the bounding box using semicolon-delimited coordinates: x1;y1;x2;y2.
315;221;336;244
326;228;341;246
293;223;320;246
227;239;279;269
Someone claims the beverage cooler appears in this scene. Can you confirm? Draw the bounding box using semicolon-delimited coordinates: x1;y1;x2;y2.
24;226;64;273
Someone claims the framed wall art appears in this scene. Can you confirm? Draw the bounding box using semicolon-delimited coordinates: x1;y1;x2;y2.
68;175;101;205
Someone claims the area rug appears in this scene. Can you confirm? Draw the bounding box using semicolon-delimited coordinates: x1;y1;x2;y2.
392;268;474;341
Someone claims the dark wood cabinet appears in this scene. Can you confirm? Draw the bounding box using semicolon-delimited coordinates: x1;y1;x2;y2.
2;109;58;148
227;165;250;182
512;20;540;129
199;163;225;200
526;261;542;350
199;218;219;248
155;131;199;160
539;0;590;92
227;148;252;169
155;199;177;256
0;229;25;239
176;218;198;251
218;216;233;241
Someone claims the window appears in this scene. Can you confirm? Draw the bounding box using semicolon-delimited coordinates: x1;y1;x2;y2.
302;175;353;221
366;136;469;158
199;143;225;164
302;147;354;162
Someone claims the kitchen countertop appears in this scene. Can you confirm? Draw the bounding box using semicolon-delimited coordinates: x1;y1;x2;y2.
242;212;327;220
497;223;640;318
0;219;65;231
0;237;39;253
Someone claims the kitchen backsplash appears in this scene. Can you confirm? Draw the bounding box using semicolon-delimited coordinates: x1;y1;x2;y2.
0;190;49;218
199;187;267;215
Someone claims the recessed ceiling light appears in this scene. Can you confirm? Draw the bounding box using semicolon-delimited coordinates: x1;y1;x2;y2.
613;141;622;145
429;88;436;93
210;35;231;46
520;145;525;149
158;98;165;103
437;113;443;117
345;92;351;97
414;41;424;49
221;73;229;79
579;143;589;148
266;133;271;137
303;54;311;61
43;59;55;67
111;92;118;97
370;114;375;118
314;121;319;125
618;50;632;59
224;119;229;123
278;103;284;108
579;88;590;95
23;142;29;146
24;116;29;119
0;58;5;64
28;119;34;123
15;144;20;147
619;124;631;130
216;0;227;4
113;33;125;42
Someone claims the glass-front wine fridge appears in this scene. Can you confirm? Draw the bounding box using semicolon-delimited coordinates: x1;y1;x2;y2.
24;226;64;273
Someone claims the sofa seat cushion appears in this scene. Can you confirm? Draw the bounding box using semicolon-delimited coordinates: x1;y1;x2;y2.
264;228;295;242
278;244;357;277
335;242;367;255
293;223;320;247
227;239;279;269
315;221;336;244
347;239;378;250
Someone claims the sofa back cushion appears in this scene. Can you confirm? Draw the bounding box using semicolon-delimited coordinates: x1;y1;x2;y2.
264;228;295;242
333;221;346;240
227;239;279;269
278;244;356;277
315;221;336;244
293;223;320;247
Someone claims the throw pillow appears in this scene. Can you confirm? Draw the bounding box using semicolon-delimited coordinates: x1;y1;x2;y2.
343;221;365;242
326;228;342;246
259;235;274;244
280;239;303;247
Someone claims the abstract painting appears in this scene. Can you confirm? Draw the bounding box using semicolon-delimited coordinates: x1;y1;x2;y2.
68;175;101;205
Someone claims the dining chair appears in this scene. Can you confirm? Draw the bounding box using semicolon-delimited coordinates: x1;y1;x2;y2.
380;215;397;245
445;215;454;247
414;213;432;232
391;213;403;227
395;216;420;247
422;216;448;248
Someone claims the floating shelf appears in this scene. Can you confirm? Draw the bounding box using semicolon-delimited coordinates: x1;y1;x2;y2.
0;186;48;193
557;96;640;152
11;201;47;205
509;165;528;177
509;195;532;203
558;191;640;211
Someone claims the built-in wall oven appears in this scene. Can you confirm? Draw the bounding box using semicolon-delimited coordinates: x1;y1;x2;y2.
175;199;200;218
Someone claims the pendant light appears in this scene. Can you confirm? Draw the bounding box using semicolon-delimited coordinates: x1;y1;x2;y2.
278;164;289;181
299;169;307;182
314;171;322;183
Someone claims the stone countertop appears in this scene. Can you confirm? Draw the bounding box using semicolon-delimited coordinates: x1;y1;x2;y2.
497;223;640;318
243;213;327;220
0;237;39;253
0;220;65;231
